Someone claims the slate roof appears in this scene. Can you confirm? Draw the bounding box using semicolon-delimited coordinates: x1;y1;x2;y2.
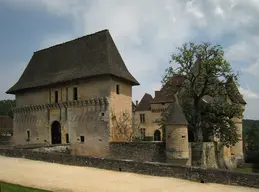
0;116;13;134
165;95;188;125
135;93;153;111
151;75;185;103
6;29;139;94
225;77;246;105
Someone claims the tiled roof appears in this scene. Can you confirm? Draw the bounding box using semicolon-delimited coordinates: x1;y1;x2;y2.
135;93;153;111
152;75;185;103
6;29;139;94
165;95;188;125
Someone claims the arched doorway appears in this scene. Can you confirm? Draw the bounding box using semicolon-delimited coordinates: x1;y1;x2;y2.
154;130;161;141
51;121;61;144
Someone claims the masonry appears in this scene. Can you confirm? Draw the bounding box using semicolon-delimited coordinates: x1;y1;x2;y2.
0;148;258;189
109;142;166;162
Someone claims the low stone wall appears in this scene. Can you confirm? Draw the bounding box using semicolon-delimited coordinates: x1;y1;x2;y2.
0;136;13;146
0;148;258;189
109;142;166;162
31;144;71;154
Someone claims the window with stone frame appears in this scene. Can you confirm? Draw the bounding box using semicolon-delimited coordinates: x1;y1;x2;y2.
116;84;120;94
26;130;30;141
54;90;58;103
140;114;145;123
73;87;78;100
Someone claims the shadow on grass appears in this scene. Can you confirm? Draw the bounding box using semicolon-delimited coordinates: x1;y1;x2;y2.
0;181;51;192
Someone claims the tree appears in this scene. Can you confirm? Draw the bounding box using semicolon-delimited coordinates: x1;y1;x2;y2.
245;123;259;164
110;110;142;142
0;99;15;118
161;42;244;147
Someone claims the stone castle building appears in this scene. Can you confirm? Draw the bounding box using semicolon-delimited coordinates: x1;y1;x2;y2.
6;29;139;156
134;68;246;166
6;29;246;167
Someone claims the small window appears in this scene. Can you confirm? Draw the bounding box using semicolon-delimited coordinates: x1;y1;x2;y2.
73;87;78;100
116;84;120;94
66;133;69;143
140;114;145;123
26;130;30;141
80;136;85;143
162;103;165;105
55;91;58;103
101;112;105;116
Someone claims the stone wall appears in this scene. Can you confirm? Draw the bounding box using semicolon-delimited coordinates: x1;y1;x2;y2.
0;136;13;146
190;142;218;168
0;148;258;189
109;142;166;162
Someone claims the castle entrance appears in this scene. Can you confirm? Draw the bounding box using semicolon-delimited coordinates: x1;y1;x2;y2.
51;121;62;144
154;130;161;141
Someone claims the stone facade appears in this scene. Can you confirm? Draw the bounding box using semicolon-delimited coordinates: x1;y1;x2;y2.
12;76;133;156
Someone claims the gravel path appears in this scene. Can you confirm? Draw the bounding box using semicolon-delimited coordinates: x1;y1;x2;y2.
0;155;257;192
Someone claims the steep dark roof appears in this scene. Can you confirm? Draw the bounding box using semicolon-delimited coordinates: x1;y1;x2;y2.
225;77;246;105
165;95;188;125
6;29;139;94
136;93;153;111
151;75;185;103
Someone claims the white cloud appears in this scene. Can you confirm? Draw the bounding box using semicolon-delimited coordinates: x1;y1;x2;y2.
3;0;259;119
239;87;259;99
241;59;259;77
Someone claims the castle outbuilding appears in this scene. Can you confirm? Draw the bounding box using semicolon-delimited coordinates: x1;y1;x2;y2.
6;29;139;156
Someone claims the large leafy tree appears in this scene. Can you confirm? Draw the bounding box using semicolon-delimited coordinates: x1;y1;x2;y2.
161;42;244;147
245;123;259;164
0;99;15;118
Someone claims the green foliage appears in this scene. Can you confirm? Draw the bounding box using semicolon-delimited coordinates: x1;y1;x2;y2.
161;42;243;147
244;122;259;164
0;99;15;118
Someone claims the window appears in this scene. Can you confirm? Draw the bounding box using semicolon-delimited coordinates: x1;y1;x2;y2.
26;130;30;141
73;87;78;100
55;90;58;103
66;134;69;143
80;136;85;143
140;128;146;139
140;114;145;123
116;84;120;94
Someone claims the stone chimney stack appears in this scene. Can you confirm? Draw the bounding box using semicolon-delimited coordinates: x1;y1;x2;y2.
136;100;139;106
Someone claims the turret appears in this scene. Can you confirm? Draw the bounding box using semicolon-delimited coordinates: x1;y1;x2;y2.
165;94;189;165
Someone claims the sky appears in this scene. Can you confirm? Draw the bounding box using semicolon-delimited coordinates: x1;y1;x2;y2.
0;0;259;119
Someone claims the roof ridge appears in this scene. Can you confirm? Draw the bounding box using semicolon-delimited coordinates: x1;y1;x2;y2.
34;29;109;54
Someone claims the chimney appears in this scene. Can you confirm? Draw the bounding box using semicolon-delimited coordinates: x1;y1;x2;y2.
136;100;139;106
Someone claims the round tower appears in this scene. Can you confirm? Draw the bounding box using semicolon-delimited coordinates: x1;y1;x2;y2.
230;104;245;165
165;95;189;165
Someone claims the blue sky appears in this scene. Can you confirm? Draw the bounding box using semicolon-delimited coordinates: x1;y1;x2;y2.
0;0;259;119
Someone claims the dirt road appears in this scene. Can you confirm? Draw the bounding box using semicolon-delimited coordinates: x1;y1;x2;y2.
0;155;257;192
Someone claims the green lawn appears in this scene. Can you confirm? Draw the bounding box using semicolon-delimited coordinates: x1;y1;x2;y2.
0;182;50;192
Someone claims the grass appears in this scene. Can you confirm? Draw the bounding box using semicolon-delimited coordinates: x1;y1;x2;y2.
0;181;51;192
234;167;253;173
